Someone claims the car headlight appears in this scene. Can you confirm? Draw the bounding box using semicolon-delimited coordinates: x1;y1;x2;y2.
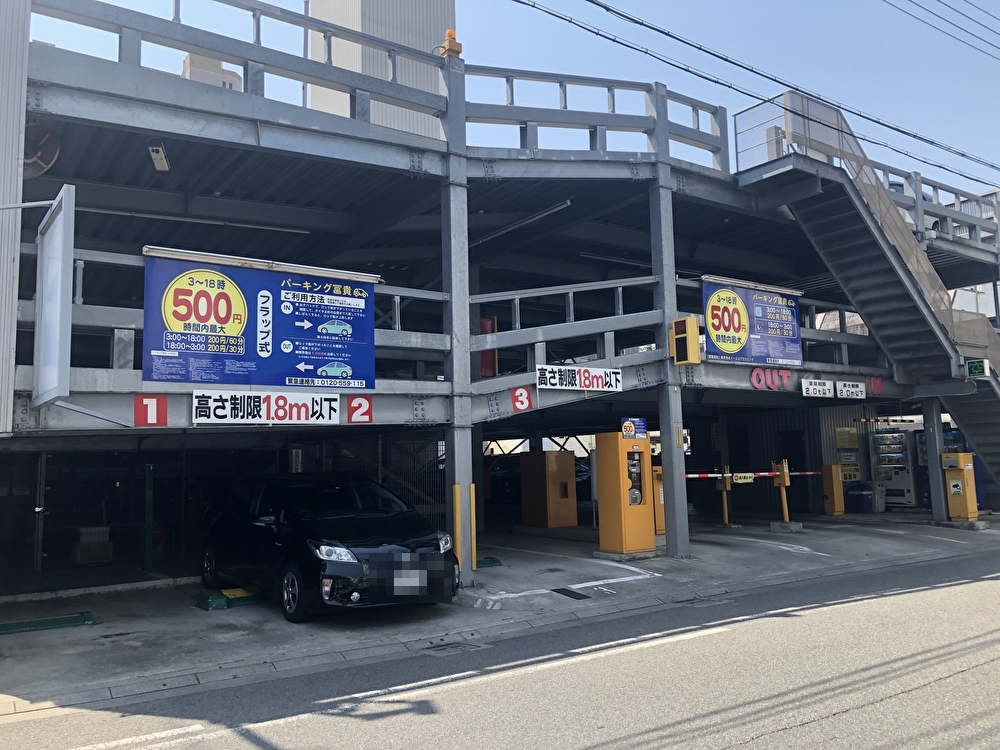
308;541;357;563
438;532;453;554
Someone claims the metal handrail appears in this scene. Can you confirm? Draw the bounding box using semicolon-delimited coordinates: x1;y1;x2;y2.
772;91;1000;374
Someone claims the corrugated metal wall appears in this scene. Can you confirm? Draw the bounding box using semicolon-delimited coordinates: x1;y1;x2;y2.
818;403;880;480
310;0;453;139
726;407;824;514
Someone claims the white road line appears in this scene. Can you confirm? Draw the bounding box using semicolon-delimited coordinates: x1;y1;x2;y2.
71;725;206;750
712;535;832;557
869;528;907;535
569;626;730;654
568;573;653;590
926;535;969;544
484;544;661;576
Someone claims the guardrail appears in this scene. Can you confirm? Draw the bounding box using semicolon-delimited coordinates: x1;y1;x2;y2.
465;65;728;168
32;0;447;124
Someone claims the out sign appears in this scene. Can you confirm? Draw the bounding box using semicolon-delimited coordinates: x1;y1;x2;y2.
134;395;168;427
510;386;534;413
346;395;373;424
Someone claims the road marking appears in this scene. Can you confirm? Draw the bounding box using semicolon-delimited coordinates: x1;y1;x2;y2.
926;535;969;544
869;528;907;535
713;535;832;557
71;725;206;750
484;545;661;577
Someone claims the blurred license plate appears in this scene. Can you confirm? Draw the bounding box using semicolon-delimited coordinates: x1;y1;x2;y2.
393;569;427;595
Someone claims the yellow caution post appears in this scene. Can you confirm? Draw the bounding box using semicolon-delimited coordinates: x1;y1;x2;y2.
470;483;478;571
452;484;462;572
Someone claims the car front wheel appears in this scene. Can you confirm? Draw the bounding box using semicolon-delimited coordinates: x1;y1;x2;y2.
281;563;310;623
202;547;222;590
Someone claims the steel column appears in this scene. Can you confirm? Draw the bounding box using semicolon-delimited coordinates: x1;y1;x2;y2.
922;398;948;522
441;53;474;583
649;82;689;558
0;0;31;436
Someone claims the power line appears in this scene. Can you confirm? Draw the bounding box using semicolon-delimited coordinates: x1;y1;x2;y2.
901;0;1000;52
959;0;1000;25
584;0;1000;176
932;0;1000;40
879;0;1000;63
508;0;1000;188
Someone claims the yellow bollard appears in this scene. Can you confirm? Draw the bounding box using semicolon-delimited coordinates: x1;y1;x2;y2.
452;484;462;572
717;465;732;525
469;483;478;571
772;459;791;523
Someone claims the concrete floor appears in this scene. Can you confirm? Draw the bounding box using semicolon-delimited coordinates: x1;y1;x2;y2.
4;534;1000;748
1;516;997;717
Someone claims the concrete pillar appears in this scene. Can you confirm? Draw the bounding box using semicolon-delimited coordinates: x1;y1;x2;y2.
648;82;690;558
441;53;474;583
0;0;31;436
922;398;948;522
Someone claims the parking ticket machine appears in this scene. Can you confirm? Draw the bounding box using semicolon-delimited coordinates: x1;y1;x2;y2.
596;432;656;555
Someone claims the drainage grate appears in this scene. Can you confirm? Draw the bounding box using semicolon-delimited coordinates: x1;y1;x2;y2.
422;641;489;657
551;588;591;600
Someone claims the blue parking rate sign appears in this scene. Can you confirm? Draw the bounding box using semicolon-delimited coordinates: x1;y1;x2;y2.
143;253;375;389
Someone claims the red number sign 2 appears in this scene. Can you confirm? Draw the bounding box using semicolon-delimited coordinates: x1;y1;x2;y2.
347;396;373;424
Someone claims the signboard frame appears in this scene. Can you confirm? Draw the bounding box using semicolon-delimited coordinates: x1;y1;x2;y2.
701;275;803;368
142;247;379;391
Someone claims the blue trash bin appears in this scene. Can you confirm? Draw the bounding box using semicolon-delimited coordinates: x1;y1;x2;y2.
846;483;874;513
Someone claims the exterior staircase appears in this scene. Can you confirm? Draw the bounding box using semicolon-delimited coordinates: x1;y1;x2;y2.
739;92;1000;482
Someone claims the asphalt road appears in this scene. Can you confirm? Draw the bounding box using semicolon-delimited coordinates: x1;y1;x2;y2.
5;549;1000;750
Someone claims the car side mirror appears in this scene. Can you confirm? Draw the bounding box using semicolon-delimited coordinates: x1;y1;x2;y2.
254;515;276;527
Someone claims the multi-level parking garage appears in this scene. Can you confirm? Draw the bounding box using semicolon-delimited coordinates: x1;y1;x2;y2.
1;0;999;590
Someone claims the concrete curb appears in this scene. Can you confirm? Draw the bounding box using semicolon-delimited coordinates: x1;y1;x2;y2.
0;576;201;605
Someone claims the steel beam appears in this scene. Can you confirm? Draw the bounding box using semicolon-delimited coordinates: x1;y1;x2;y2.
922;398;948;522
27;49;446;176
647;82;690;558
0;0;31;436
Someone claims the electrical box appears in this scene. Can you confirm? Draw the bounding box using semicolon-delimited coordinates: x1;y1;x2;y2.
822;464;844;515
669;316;701;365
942;452;977;521
652;465;665;535
520;451;578;528
596;432;656;554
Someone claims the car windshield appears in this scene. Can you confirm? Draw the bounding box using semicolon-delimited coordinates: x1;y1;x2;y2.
280;480;410;518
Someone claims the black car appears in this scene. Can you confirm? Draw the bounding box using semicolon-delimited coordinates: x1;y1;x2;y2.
202;474;459;622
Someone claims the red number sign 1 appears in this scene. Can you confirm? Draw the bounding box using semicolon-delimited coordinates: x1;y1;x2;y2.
134;395;168;427
510;386;534;413
346;395;373;424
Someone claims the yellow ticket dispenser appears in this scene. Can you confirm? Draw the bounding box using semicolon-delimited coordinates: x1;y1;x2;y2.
596;432;656;554
943;452;978;521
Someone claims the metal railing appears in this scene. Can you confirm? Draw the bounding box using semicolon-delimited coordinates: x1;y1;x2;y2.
734;91;1000;378
32;0;447;126
465;65;728;167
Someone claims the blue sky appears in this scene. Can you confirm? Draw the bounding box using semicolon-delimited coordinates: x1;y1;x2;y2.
27;0;1000;195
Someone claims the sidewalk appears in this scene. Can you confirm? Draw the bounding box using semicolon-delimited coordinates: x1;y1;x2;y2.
2;518;998;715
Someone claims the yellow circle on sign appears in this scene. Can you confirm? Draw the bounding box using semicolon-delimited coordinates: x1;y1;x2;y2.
705;288;749;355
161;268;248;336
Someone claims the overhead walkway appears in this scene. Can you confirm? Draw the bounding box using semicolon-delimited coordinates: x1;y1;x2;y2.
736;92;1000;481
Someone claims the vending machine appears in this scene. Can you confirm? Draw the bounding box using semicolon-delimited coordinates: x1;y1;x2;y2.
871;430;916;507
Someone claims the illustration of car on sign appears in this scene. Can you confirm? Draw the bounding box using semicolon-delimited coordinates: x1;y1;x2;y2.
317;319;353;336
317;362;353;378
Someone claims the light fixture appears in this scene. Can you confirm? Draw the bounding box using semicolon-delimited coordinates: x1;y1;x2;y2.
147;138;170;172
80;207;311;235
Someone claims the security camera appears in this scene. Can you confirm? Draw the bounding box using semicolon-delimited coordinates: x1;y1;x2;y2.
147;137;170;172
